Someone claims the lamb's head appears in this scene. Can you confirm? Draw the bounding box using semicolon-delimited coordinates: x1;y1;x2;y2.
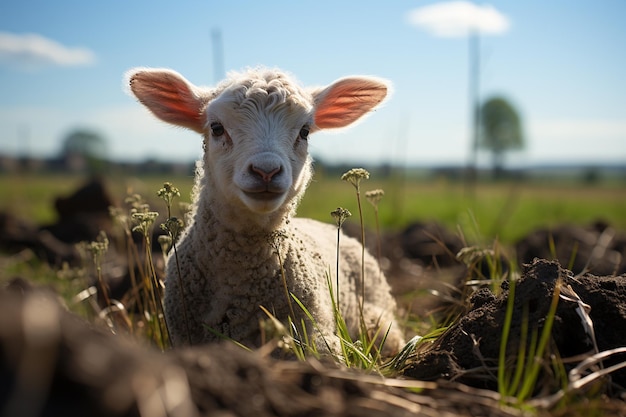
128;67;388;227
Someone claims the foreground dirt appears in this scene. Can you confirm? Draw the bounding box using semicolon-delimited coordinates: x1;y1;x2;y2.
0;282;521;417
1;259;625;416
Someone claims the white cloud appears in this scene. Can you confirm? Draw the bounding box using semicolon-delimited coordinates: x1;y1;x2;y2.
407;1;510;38
0;32;96;70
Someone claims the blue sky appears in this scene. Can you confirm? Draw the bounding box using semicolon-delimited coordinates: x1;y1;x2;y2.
1;0;625;167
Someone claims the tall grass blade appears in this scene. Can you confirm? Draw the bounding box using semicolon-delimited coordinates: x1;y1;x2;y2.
498;277;516;395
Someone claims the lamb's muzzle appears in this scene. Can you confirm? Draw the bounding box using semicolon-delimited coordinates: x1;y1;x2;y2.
127;66;404;356
237;152;291;212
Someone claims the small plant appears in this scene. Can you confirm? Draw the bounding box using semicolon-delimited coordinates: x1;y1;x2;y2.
323;272;373;368
333;170;399;369
77;231;134;333
80;230;111;306
109;203;145;314
457;243;511;292
285;272;393;370
498;276;563;406
126;195;170;349
157;181;191;346
341;168;369;314
157;182;180;219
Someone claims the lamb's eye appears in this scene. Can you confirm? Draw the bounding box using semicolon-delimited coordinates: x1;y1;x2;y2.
298;126;310;141
210;122;225;137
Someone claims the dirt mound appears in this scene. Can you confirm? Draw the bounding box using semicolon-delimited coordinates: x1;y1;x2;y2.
404;259;626;394
516;222;626;275
0;178;114;267
41;177;115;245
0;211;81;266
398;221;464;268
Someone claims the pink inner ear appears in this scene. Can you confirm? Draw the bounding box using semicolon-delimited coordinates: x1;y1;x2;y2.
314;79;387;129
130;71;206;133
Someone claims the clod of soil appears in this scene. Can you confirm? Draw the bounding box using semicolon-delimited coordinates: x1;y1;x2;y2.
403;259;626;393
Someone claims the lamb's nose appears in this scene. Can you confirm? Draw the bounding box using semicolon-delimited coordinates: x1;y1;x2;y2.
250;165;282;183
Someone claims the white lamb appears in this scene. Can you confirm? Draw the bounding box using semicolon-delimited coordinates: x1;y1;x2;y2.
127;66;404;355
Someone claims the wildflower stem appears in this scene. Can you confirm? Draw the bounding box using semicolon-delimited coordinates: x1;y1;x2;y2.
124;229;143;313
84;231;111;309
330;207;351;311
374;207;382;272
365;189;385;280
94;252;111;308
336;227;340;305
172;242;192;346
144;234;169;349
356;188;366;312
341;168;370;319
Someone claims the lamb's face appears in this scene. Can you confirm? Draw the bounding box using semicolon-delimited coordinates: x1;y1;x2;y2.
204;74;315;215
128;66;389;222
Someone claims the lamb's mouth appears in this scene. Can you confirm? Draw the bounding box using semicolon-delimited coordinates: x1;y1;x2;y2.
244;190;284;201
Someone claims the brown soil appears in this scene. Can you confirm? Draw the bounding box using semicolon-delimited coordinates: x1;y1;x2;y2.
403;259;626;395
1;259;625;416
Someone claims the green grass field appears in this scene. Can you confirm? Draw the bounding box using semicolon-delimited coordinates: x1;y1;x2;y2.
304;174;626;244
2;171;624;245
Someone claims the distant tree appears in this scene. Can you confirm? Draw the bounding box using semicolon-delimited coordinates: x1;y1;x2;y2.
479;97;524;177
60;129;108;173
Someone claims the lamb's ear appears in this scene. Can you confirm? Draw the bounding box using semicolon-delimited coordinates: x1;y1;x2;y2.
312;77;389;130
127;69;206;133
